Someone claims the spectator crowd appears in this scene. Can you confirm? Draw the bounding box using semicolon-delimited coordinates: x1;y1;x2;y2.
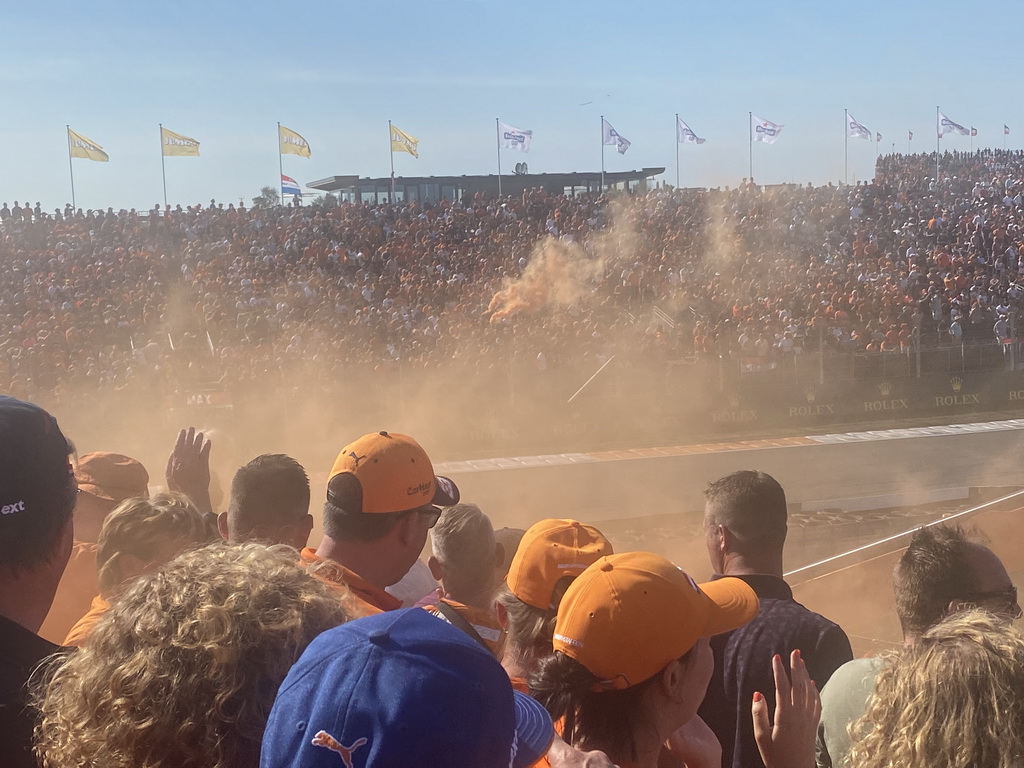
2;394;1022;768
6;148;1024;410
6;152;1024;765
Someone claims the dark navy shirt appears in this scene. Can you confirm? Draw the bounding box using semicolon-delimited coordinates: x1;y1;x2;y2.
698;574;853;768
0;615;64;768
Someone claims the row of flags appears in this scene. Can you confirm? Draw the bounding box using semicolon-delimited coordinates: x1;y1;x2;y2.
67;112;1016;168
69;126;202;162
849;111;1012;143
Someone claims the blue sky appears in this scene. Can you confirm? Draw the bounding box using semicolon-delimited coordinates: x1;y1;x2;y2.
2;0;1020;210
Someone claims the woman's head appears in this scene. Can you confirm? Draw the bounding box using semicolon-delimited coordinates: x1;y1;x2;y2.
849;609;1024;768
95;492;213;597
497;519;612;665
529;552;757;762
35;542;351;768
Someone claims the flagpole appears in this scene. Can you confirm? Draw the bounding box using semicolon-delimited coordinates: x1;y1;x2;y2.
935;106;940;182
844;109;849;185
675;113;680;189
277;122;284;206
66;125;76;211
748;112;753;182
388;120;396;202
159;123;168;209
600;115;606;192
495;118;502;198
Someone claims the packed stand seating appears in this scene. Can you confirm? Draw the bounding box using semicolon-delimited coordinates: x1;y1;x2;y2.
5;149;1024;411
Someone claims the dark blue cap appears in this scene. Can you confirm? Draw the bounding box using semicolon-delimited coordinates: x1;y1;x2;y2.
0;396;72;522
260;608;553;768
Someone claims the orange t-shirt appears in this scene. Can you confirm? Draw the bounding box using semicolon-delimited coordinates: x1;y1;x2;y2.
63;595;110;647
40;541;98;644
299;548;402;617
422;598;503;656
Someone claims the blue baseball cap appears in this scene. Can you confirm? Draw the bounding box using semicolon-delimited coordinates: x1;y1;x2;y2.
260;608;553;768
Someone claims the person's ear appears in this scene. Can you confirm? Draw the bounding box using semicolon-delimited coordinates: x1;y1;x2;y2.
707;523;726;554
216;512;229;541
494;598;510;631
660;656;687;704
427;555;444;582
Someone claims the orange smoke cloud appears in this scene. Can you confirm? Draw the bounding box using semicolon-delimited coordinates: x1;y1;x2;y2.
487;237;605;323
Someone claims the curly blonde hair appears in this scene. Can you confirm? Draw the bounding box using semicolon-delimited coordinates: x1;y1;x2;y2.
96;492;212;596
849;609;1024;768
34;542;351;768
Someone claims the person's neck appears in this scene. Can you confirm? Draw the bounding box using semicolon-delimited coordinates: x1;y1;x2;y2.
719;555;783;578
444;584;494;612
501;643;537;682
0;570;59;635
315;536;394;591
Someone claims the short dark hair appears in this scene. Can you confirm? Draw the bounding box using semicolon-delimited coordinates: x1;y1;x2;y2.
323;474;405;542
704;470;787;549
227;455;309;534
894;524;982;638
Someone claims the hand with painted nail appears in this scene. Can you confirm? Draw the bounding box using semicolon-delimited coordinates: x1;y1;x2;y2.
751;649;821;768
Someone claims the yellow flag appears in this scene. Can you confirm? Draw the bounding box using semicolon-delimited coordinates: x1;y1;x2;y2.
279;124;311;157
390;124;419;158
68;128;109;162
161;126;200;157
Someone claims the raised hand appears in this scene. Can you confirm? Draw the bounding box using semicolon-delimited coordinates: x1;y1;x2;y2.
752;649;821;768
165;426;213;515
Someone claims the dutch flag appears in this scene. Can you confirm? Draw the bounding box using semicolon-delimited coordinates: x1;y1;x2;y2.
281;175;302;197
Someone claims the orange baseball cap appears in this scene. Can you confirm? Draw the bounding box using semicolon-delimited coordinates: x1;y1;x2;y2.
75;452;149;503
506;519;612;610
552;552;758;690
326;431;459;515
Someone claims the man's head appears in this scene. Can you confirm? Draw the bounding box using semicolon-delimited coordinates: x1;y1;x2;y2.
321;431;459;587
894;524;1019;641
0;397;76;628
703;470;787;575
73;452;149;543
220;454;312;549
428;503;499;606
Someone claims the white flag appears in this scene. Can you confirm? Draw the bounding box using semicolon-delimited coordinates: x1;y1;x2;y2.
751;114;784;144
938;111;969;137
676;116;706;145
498;121;533;152
847;112;871;140
602;118;631;154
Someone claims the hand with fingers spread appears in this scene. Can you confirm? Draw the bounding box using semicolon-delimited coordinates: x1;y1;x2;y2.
165;426;214;514
752;649;821;768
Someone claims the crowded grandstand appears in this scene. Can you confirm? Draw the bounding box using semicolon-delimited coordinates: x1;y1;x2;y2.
4;148;1024;768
